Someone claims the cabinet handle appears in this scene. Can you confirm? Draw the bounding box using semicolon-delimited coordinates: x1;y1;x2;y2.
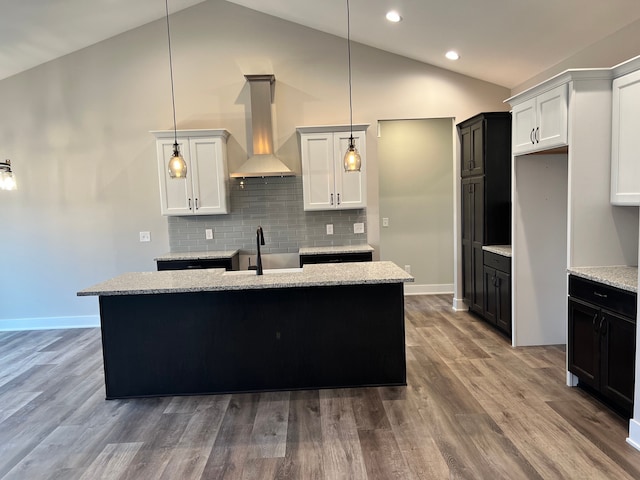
337;193;341;205
330;193;334;205
530;129;535;145
188;198;192;210
599;317;607;337
535;127;539;143
195;198;199;210
593;291;608;298
592;312;599;332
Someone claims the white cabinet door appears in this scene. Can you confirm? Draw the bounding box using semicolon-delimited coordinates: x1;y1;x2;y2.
512;99;537;155
511;84;568;155
334;131;366;209
154;130;229;216
189;137;229;214
157;138;193;216
301;133;334;210
611;69;640;205
536;84;568;151
300;127;367;211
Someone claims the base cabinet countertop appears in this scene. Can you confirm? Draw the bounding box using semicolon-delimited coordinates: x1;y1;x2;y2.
299;244;374;266
78;262;413;399
155;250;240;271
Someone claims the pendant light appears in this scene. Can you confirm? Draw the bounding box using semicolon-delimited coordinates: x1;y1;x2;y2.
344;0;361;173
165;0;187;179
0;160;17;191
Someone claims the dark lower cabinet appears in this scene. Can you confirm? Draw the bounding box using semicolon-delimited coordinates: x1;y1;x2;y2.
482;251;511;336
568;275;636;417
157;253;239;271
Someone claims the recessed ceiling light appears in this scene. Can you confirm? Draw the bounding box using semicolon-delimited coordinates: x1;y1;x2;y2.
446;50;460;61
386;10;402;22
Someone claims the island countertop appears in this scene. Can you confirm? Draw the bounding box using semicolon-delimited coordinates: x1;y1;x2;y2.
77;261;414;296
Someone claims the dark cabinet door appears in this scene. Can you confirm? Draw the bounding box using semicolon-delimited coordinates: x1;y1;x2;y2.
470;121;484;176
495;270;511;336
600;309;636;412
568;298;600;390
462;177;484;313
460;125;472;177
483;266;511;335
483;266;497;325
460;120;484;177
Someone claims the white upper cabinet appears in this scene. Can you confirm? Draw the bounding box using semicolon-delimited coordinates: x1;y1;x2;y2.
511;84;568;155
611;68;640;205
297;125;368;211
152;129;230;216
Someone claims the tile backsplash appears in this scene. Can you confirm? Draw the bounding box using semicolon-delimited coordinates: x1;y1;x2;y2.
168;176;367;254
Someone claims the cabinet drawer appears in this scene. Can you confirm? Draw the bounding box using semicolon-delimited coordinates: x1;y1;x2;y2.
483;251;510;273
569;275;636;319
299;252;372;266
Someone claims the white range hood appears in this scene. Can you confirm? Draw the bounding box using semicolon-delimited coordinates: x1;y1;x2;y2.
230;74;294;178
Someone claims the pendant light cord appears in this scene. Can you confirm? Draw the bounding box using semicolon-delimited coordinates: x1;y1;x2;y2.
165;0;178;146
347;0;354;143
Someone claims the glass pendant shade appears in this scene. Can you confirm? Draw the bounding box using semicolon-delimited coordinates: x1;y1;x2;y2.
344;140;361;172
0;160;17;190
168;143;187;178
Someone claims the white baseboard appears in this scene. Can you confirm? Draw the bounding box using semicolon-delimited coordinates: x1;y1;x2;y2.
0;315;100;332
404;284;454;296
627;419;640;451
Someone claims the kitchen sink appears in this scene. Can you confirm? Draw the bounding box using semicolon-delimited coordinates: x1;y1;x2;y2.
223;267;304;276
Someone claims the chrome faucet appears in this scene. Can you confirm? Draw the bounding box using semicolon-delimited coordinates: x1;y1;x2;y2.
256;226;265;275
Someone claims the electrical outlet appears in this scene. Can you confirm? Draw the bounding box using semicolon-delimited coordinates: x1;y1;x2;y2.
139;231;151;242
404;264;411;274
205;229;213;240
326;224;334;235
382;217;389;227
354;222;365;234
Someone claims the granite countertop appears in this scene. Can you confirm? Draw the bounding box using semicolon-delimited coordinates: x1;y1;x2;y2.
482;245;512;257
77;261;414;297
298;245;374;255
568;265;638;293
154;250;239;261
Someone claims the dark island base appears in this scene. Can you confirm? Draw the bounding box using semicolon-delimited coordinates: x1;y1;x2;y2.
99;283;407;399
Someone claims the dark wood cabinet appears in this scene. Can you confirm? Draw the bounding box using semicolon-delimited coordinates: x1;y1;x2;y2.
299;251;372;267
568;275;636;416
458;112;511;317
483;251;511;336
157;253;239;271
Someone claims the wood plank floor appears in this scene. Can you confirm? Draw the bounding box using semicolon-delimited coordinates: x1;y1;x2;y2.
2;294;640;479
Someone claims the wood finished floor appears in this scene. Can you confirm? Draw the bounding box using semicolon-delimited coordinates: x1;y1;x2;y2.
1;294;640;479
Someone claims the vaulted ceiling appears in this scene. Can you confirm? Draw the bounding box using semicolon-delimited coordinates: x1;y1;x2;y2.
2;0;640;88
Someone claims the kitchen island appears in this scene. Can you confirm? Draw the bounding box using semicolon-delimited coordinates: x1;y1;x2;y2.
78;261;413;399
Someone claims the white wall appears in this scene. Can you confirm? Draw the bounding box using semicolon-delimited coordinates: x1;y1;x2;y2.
378;118;454;293
0;0;510;329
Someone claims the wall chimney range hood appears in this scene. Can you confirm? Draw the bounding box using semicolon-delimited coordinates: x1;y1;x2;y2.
230;74;294;178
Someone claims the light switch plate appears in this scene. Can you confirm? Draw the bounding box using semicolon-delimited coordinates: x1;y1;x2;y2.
205;229;213;240
382;217;389;227
354;223;365;234
326;224;334;235
139;231;151;242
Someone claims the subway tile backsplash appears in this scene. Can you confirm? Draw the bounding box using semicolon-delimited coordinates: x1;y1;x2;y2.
168;176;367;254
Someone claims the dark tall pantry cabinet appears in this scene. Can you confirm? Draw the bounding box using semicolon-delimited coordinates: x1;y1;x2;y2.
458;113;511;325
